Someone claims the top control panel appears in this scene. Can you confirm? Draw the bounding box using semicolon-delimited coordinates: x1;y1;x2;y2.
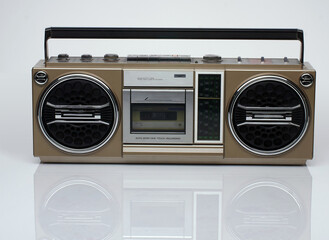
48;54;301;66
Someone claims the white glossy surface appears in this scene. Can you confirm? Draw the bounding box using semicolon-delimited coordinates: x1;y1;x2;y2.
1;0;329;239
3;159;327;240
33;164;312;240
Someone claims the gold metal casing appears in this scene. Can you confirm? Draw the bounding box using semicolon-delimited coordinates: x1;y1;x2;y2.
32;59;316;164
224;66;316;164
32;62;123;162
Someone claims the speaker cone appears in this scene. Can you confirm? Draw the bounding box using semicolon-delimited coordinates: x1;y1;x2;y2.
228;75;309;155
38;74;119;154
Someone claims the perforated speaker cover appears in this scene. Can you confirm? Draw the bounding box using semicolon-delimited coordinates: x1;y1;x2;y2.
38;74;119;154
228;76;309;155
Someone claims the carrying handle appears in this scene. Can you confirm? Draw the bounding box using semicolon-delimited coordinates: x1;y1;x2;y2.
44;27;304;64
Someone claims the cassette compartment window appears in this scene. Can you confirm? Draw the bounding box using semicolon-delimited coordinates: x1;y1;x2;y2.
131;104;185;133
123;87;194;144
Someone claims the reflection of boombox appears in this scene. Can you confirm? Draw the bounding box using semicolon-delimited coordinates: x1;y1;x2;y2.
32;28;316;164
34;164;312;240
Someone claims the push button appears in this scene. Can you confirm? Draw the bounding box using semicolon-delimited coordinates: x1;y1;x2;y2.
104;53;119;62
57;53;69;62
81;54;93;62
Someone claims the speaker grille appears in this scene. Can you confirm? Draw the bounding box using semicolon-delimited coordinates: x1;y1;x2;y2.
38;74;119;154
228;76;309;155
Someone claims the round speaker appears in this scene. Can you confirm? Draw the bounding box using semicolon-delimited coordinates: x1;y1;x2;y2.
38;74;119;154
228;75;309;156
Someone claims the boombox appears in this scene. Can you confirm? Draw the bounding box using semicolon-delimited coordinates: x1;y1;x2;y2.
32;27;316;164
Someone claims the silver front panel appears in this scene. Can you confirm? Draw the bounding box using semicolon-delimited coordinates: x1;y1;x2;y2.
124;70;193;87
123;89;194;144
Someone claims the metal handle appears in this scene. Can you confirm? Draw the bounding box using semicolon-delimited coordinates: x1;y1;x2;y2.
44;27;304;63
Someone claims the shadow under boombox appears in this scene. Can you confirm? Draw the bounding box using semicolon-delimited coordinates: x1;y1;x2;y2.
34;163;312;240
32;28;316;164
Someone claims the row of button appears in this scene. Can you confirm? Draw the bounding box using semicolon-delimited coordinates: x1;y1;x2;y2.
58;54;192;62
57;53;292;64
57;53;119;62
236;56;289;63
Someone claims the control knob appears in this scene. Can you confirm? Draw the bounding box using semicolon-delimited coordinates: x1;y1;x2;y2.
81;54;93;62
104;53;119;62
203;54;222;63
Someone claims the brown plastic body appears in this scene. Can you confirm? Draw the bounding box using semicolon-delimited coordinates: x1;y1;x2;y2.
32;59;316;164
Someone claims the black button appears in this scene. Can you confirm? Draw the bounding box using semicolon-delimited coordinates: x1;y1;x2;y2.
81;54;93;62
104;53;119;62
57;53;69;62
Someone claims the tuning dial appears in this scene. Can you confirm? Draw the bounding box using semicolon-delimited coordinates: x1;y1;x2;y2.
203;54;222;63
104;53;119;62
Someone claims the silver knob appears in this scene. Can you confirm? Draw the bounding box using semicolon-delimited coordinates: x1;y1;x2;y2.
34;71;48;85
300;73;314;87
104;53;119;62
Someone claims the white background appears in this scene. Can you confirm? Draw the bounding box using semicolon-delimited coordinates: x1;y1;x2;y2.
0;0;328;239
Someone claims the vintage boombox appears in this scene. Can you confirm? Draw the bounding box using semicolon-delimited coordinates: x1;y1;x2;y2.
32;27;316;164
